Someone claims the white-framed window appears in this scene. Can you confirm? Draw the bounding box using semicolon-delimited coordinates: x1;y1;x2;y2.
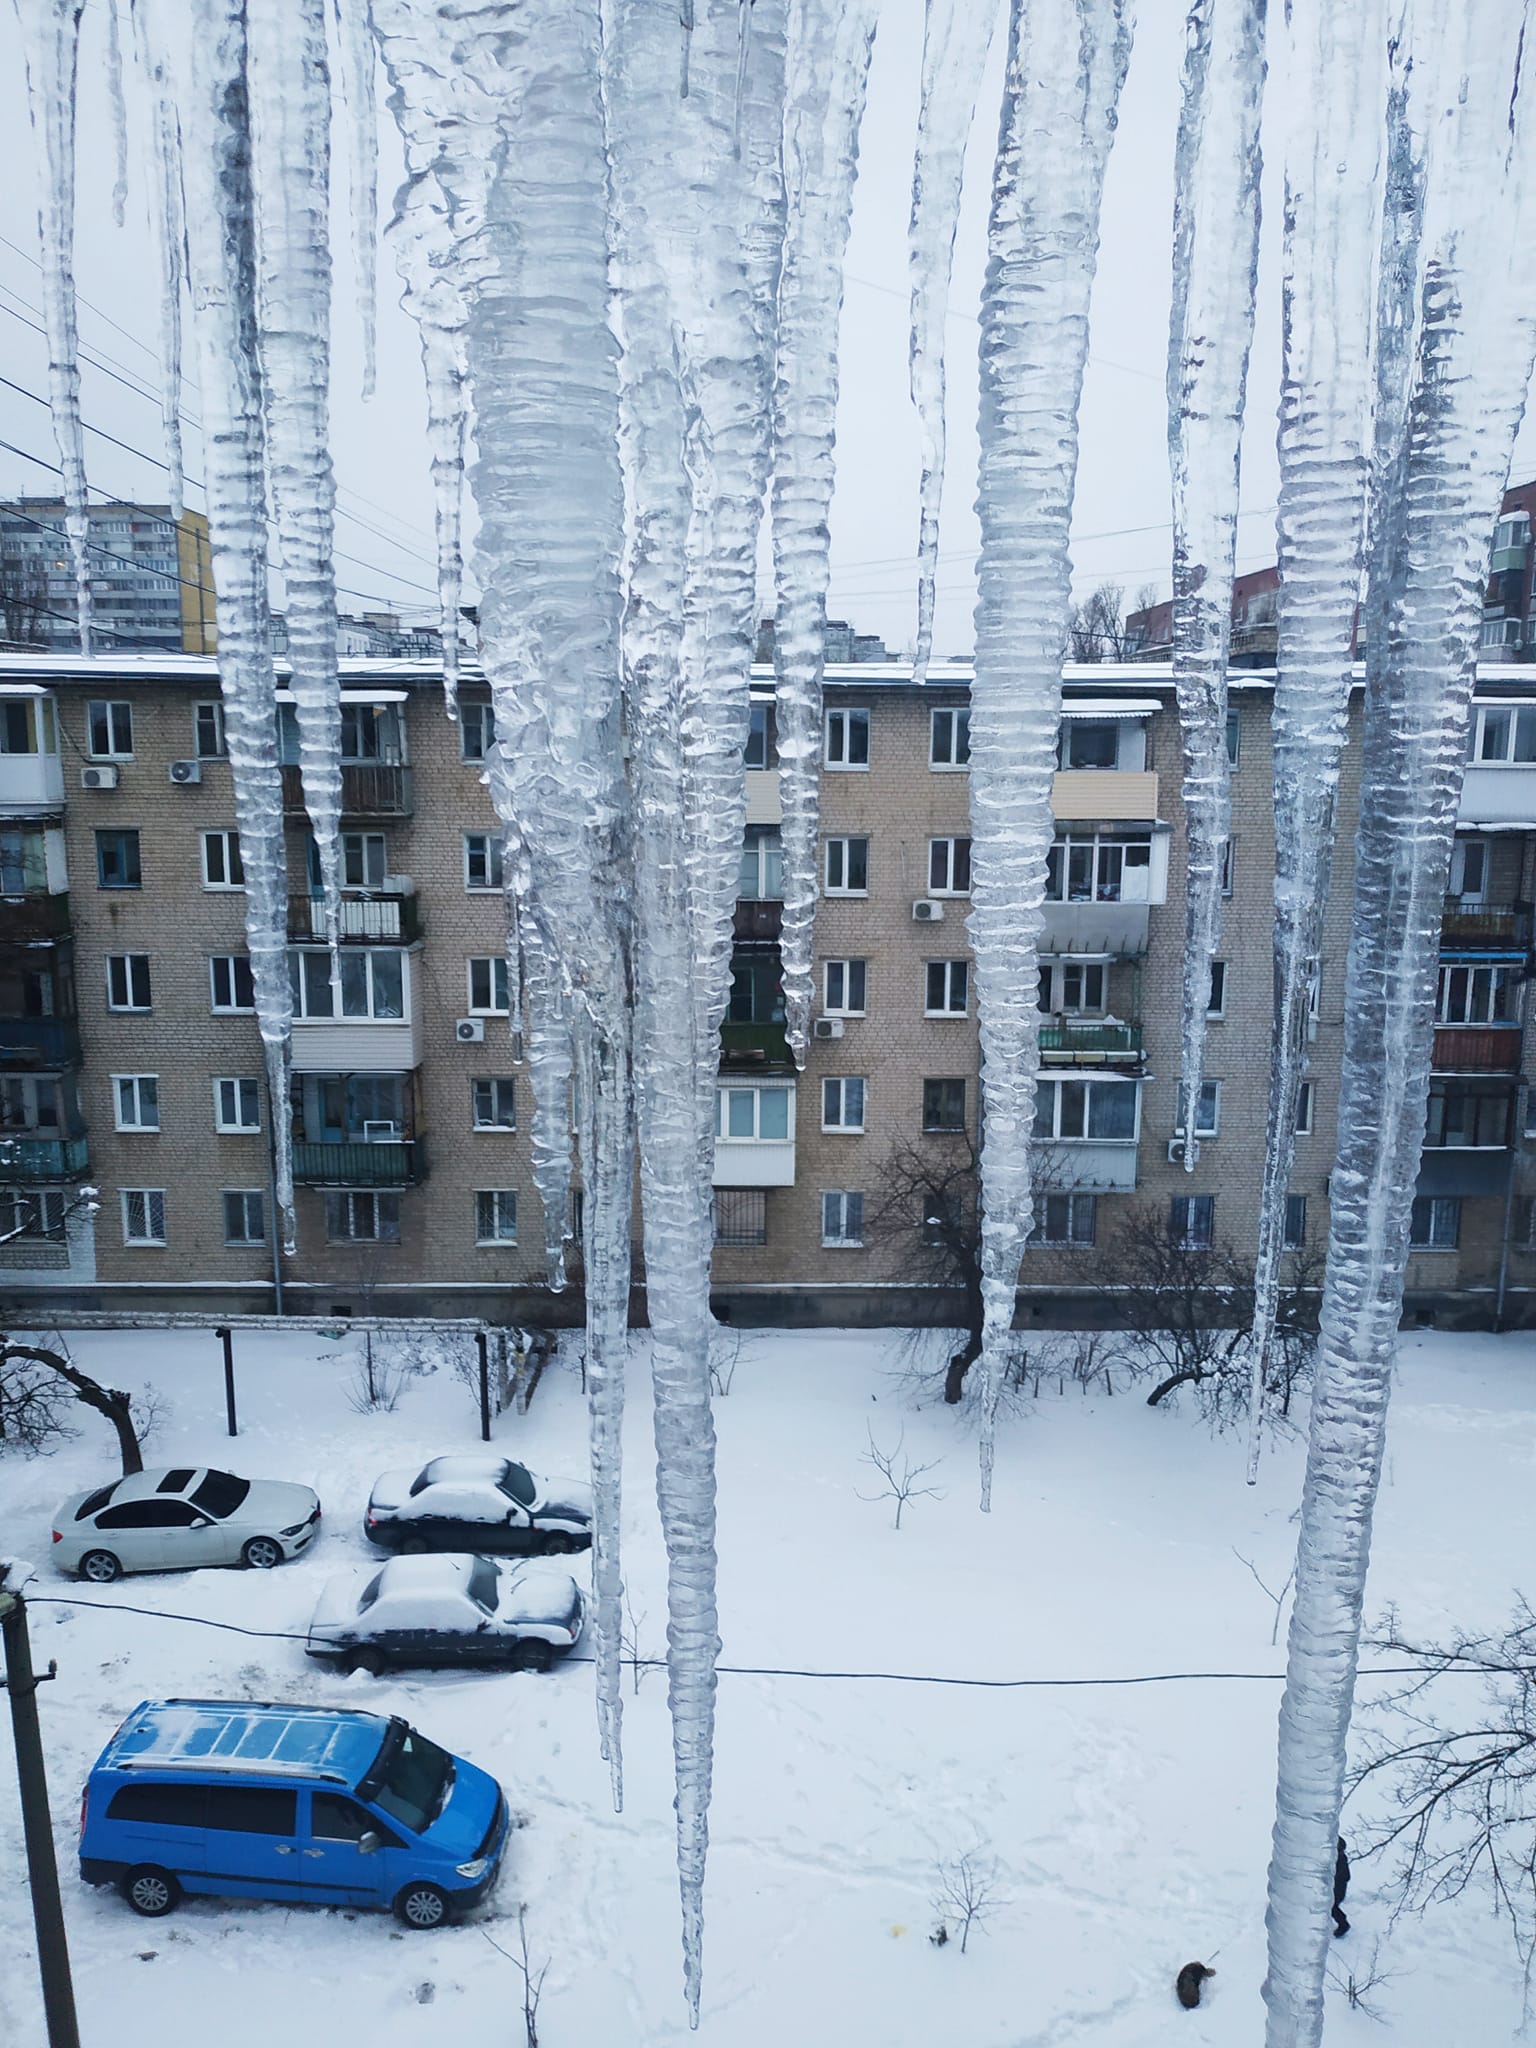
1059;721;1119;770
1437;964;1517;1025
288;948;404;1021
823;836;869;896
1295;1080;1314;1135
214;1077;261;1133
821;1075;865;1132
930;707;970;768
713;1188;767;1247
823;958;867;1016
715;1083;792;1142
113;1074;159;1132
87;699;133;758
222;1190;265;1246
194;700;226;759
106;952;151;1012
925;960;969;1017
1174;1080;1221;1139
1283;1194;1308;1250
475;1189;518;1243
121;1188;166;1247
1409;1195;1460;1249
1225;707;1241;765
922;1077;967;1132
1034;1077;1140;1143
1208;961;1227;1018
1472;704;1536;761
201;830;245;890
1493;512;1531;557
468;956;511;1015
821;1189;865;1247
1045;832;1153;903
1450;837;1489;900
464;831;505;891
324;1190;401;1242
1169;1194;1215;1250
342;832;387;889
1030;1192;1096;1247
928;836;972;895
471;1077;517;1129
209;955;255;1012
738;826;785;901
1220;839;1234;897
460;700;496;761
1038;960;1106;1014
824;706;870;769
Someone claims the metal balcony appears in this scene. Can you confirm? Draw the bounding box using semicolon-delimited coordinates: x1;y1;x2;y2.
290;892;421;944
0;1018;81;1068
291;1138;426;1186
0;1134;89;1181
719;1020;791;1067
1038;1018;1144;1065
281;762;414;818
1440;900;1532;954
0;892;70;942
733;899;783;945
1431;1025;1523;1072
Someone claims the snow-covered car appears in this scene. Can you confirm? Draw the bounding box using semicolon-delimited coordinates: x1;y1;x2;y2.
307;1552;586;1674
53;1466;321;1583
365;1454;592;1557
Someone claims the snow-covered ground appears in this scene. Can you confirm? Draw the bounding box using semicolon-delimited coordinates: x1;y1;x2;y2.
0;1324;1532;2046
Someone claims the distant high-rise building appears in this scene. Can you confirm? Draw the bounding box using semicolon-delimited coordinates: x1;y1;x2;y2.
0;499;216;655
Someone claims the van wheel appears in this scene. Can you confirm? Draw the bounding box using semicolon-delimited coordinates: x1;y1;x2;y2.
395;1881;449;1930
80;1550;121;1585
346;1647;384;1677
124;1866;180;1918
516;1639;554;1673
243;1537;283;1570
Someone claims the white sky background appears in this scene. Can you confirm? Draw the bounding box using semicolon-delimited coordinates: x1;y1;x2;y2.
0;0;1532;654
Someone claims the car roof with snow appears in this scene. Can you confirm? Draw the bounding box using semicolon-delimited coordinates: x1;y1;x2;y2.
413;1454;521;1492
363;1553;488;1620
100;1700;389;1784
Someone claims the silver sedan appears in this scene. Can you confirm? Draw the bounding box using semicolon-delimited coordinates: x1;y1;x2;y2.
52;1466;321;1582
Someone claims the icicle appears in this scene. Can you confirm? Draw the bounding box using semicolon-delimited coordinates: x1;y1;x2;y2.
129;2;186;523
102;0;129;228
518;902;576;1293
908;0;1000;685
1262;22;1536;2041
968;0;1132;1511
331;0;378;401
1167;0;1266;1181
247;0;345;973
15;0;92;654
1244;0;1390;1465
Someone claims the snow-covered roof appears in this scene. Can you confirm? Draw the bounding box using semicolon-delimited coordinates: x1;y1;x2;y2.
416;1452;510;1489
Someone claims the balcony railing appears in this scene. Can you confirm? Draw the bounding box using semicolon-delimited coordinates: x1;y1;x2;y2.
290;892;420;944
0;1018;80;1068
0;1134;89;1181
281;762;413;818
292;1138;426;1186
1432;1025;1523;1072
1440;900;1532;950
0;892;70;942
719;1019;790;1066
733;899;783;945
1038;1018;1144;1064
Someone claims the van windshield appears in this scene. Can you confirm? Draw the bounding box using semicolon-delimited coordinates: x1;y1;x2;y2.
364;1722;455;1834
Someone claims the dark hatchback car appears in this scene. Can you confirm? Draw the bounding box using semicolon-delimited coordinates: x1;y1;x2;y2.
364;1454;593;1556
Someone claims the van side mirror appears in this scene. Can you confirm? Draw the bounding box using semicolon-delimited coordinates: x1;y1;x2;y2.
357;1831;381;1855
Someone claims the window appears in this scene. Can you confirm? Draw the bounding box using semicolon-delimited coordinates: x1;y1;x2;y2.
1030;1193;1096;1247
1450;838;1488;900
0;826;47;894
96;829;141;889
1225;707;1241;765
928;837;972;895
1409;1195;1460;1249
201;830;244;889
1174;1081;1221;1139
738;826;785;901
0;1076;63;1133
106;953;151;1012
1295;1080;1314;1135
728;955;784;1025
468;956;511;1014
324;1190;401;1242
194;700;226;758
715;1083;792;1142
824;706;870;768
214;1077;261;1133
475;1190;518;1243
121;1189;166;1246
471;1078;517;1129
1169;1194;1215;1249
821;1076;866;1132
925;960;969;1016
922;1077;967;1132
1061;721;1118;769
823;959;867;1016
744;702;773;768
342;832;387;889
1283;1194;1308;1249
210;955;256;1012
288;948;404;1021
460;699;495;761
1045;832;1153;903
223;1190;265;1245
823;836;869;895
113;1075;159;1132
1219;839;1234;897
1208;961;1227;1017
87;699;133;757
821;1190;865;1247
339;702;402;762
713;1188;767;1247
1472;704;1536;762
0;1191;66;1240
1038;960;1106;1014
312;1795;399;1848
0;698;52;755
1436;964;1516;1025
1034;1077;1140;1142
464;832;505;891
1423;1082;1514;1148
930;707;970;767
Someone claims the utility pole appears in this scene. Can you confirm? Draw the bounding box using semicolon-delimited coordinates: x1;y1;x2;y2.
0;1568;81;2048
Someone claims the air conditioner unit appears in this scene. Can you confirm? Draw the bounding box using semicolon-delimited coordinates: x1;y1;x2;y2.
1168;1137;1201;1165
80;764;118;791
168;759;202;786
362;1120;402;1144
455;1017;486;1044
912;898;944;922
812;1017;845;1040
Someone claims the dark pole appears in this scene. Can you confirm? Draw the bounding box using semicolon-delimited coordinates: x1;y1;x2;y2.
216;1326;238;1437
0;1574;81;2048
477;1329;491;1442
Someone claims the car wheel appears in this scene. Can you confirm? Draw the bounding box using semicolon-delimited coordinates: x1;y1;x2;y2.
79;1550;121;1585
400;1535;429;1556
346;1647;384;1677
124;1866;180;1918
243;1537;283;1570
515;1639;554;1674
395;1881;449;1930
542;1533;575;1556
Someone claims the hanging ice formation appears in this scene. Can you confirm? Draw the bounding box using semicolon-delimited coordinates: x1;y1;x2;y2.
908;0;1001;686
128;0;187;523
15;0;93;652
1263;15;1536;2042
1166;0;1265;1177
101;0;128;228
968;0;1132;1510
331;0;379;401
770;0;879;1069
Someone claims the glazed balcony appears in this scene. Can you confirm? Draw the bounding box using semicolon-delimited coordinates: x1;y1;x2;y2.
1440;900;1532;953
1038;1018;1144;1066
0;1134;89;1181
289;892;421;944
719;1019;791;1067
291;1137;427;1187
281;762;413;818
733;899;783;945
1431;1025;1523;1073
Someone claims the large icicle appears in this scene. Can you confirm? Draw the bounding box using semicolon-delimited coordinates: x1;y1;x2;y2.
102;0;128;228
968;0;1132;1509
128;0;188;522
247;0;345;966
908;0;1001;685
332;0;379;401
770;0;878;1069
1167;0;1265;1182
15;0;92;653
1262;20;1536;2041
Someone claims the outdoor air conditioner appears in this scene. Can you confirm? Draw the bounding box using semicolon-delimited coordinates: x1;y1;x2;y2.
455;1017;486;1044
362;1120;402;1144
812;1017;844;1040
912;898;944;922
168;759;202;786
80;764;118;791
1168;1137;1201;1165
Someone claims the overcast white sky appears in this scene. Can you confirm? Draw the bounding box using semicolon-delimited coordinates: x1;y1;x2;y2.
0;1;1531;656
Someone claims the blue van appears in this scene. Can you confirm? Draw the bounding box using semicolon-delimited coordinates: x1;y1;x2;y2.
80;1699;509;1929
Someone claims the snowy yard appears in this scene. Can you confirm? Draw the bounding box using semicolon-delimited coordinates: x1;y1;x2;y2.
1;1323;1533;2047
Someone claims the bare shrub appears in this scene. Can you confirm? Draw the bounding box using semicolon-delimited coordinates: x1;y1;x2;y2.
857;1427;945;1530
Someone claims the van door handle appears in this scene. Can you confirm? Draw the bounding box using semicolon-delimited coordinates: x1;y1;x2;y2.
273;1845;294;1855
302;1848;324;1857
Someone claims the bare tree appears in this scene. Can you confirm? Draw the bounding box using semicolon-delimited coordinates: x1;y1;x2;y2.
481;1906;548;2048
931;1848;1007;1953
864;1133;983;1403
0;1336;151;1473
1067;581;1133;662
1233;1545;1297;1647
858;1427;945;1530
1325;1940;1395;2023
0;548;48;647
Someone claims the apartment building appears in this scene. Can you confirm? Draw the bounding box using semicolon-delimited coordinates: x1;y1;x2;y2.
0;501;216;654
0;647;1532;1326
